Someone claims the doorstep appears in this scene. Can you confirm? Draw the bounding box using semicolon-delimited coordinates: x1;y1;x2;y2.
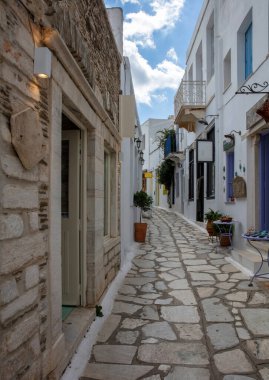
59;307;95;376
231;248;269;275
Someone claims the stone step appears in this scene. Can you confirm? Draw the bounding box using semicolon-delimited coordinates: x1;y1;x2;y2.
231;248;269;275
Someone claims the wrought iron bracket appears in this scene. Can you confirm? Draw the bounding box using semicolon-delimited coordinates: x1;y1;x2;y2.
236;81;269;94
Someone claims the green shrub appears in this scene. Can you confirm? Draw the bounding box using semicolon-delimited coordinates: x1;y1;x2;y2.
134;190;153;222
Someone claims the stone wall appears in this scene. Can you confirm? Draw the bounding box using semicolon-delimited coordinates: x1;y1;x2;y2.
47;0;121;128
0;0;50;377
0;0;121;378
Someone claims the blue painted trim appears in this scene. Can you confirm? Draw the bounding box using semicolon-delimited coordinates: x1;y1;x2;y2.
260;133;269;230
245;23;253;79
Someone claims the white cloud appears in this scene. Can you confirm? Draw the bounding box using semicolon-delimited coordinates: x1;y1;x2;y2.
124;40;184;105
118;0;185;106
124;0;185;48
166;47;178;63
122;0;140;3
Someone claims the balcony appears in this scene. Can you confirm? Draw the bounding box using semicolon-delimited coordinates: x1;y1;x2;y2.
174;81;206;131
164;132;185;162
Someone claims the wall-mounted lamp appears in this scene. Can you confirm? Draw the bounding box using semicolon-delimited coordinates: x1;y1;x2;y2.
134;137;142;150
34;47;52;78
224;133;235;142
139;151;144;159
140;157;145;165
198;114;219;126
230;130;241;135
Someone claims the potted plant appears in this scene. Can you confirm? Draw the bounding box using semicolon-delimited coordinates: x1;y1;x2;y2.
204;208;222;237
133;190;153;242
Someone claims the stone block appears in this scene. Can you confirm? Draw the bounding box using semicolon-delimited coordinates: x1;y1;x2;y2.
0;214;23;240
1;154;39;182
0;114;11;144
0;232;47;274
30;333;41;356
2;184;39;209
25;265;39;289
28;211;39;231
0;344;32;380
0;278;18;305
6;311;39;352
0;287;39;324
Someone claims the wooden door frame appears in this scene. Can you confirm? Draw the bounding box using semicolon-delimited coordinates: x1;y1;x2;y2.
62;105;87;307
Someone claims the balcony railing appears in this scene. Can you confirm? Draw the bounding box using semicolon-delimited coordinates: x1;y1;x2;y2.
174;81;206;118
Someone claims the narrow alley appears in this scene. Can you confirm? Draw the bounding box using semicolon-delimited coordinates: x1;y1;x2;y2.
81;209;269;380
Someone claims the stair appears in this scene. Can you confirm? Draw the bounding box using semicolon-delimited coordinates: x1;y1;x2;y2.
231;247;269;276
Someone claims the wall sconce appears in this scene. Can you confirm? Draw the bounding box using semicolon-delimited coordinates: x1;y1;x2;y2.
140;157;145;165
34;47;52;78
139;151;144;159
230;130;241;135
198;114;219;126
134;137;141;150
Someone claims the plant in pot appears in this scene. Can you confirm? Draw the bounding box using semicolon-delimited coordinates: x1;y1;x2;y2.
133;190;153;242
219;215;233;246
204;208;222;237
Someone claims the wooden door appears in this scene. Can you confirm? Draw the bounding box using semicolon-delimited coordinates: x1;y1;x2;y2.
61;130;80;305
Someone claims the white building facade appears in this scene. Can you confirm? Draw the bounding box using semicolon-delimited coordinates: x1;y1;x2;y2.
107;8;143;266
173;0;269;269
141;117;174;208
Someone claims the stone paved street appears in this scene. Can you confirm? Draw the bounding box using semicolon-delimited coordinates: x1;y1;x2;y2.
81;209;269;380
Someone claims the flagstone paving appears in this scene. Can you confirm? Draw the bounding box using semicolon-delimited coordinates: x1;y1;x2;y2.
81;208;269;380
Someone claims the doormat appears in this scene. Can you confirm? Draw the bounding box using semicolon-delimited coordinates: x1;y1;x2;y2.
62;306;74;321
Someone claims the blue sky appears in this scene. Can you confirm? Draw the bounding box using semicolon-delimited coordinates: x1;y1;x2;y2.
105;0;204;124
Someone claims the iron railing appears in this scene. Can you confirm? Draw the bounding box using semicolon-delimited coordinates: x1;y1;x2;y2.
174;81;206;118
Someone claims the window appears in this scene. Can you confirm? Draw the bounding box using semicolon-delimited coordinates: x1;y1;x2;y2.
206;13;214;81
245;23;253;79
188;149;194;200
206;127;215;198
223;49;231;90
104;151;110;236
226;151;234;201
237;9;252;85
104;150;117;237
195;42;203;81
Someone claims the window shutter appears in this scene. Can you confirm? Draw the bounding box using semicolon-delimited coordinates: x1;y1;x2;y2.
226;152;234;199
245;23;252;79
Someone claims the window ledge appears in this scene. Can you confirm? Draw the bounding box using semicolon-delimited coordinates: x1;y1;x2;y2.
225;201;235;205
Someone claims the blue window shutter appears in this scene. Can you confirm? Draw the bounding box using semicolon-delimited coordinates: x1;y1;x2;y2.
226;152;234;199
245;23;253;79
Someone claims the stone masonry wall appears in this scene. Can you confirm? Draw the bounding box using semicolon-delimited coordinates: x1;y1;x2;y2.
47;0;121;129
0;0;50;378
0;0;121;378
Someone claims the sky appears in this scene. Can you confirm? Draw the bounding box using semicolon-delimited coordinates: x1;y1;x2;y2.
104;0;204;124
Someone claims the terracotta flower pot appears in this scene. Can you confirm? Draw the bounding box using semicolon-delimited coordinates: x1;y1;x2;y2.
206;220;216;236
219;235;231;247
134;223;147;242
